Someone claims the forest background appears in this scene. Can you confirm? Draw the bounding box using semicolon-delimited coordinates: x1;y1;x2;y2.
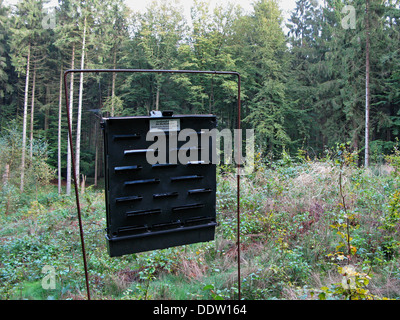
1;0;399;191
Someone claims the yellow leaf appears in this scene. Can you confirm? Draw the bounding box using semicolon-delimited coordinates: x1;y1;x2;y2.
337;254;346;261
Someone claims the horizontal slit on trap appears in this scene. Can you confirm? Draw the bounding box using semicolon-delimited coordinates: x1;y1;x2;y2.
186;160;210;165
170;175;203;182
115;195;143;203
172;203;205;211
114;165;142;173
113;134;141;141
124;148;155;155
117;224;148;235
151;220;182;232
187;188;212;194
126;208;162;217
153;192;179;199
184;216;214;227
124;178;160;186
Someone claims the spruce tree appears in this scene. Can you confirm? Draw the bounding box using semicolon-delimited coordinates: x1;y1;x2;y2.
9;0;47;191
242;0;291;154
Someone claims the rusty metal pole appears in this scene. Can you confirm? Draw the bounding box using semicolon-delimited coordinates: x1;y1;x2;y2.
63;69;241;300
63;71;91;300
236;73;241;300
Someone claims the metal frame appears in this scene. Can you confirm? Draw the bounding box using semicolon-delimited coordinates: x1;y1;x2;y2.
63;69;242;300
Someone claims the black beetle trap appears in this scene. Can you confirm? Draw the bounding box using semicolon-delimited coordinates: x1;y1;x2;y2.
102;111;217;257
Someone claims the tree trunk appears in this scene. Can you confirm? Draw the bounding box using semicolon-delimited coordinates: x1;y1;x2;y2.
66;43;75;196
94;117;98;187
111;47;117;117
94;137;98;187
352;118;359;152
365;0;370;168
3;163;10;215
2;163;9;187
80;174;86;194
209;76;214;114
29;65;36;159
58;66;63;194
44;85;50;133
156;85;160;111
76;16;87;187
20;43;30;192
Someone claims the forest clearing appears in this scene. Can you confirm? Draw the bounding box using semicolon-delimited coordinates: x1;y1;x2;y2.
1;147;400;300
1;0;400;301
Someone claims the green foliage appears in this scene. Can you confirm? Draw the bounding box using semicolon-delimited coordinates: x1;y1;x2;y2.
202;284;225;300
0;124;55;213
313;264;383;300
385;138;400;175
378;142;400;260
2;154;400;300
384;190;400;232
1;0;400;301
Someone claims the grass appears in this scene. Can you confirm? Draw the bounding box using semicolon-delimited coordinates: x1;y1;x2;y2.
1;155;400;300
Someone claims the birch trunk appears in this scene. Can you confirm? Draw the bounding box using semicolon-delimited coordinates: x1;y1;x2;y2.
66;44;75;196
156;85;160;111
29;65;36;159
20;43;30;192
76;16;87;187
58;67;63;194
365;0;370;168
2;163;9;187
94;117;98;187
44;85;49;132
94;136;98;187
111;48;116;117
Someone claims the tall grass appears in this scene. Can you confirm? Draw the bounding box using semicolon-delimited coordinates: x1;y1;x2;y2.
1;151;399;300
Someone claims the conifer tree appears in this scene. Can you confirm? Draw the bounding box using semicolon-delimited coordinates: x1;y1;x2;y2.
0;0;11;108
54;0;80;195
9;0;46;191
136;0;187;110
242;0;291;154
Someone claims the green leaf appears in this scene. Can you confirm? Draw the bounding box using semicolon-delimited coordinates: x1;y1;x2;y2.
203;284;214;291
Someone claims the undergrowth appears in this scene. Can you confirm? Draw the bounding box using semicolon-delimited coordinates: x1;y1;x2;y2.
1;145;400;300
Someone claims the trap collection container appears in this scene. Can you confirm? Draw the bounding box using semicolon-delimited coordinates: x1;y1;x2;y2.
102;113;217;257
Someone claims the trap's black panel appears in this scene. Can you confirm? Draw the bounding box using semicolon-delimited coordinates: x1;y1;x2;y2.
102;114;217;257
